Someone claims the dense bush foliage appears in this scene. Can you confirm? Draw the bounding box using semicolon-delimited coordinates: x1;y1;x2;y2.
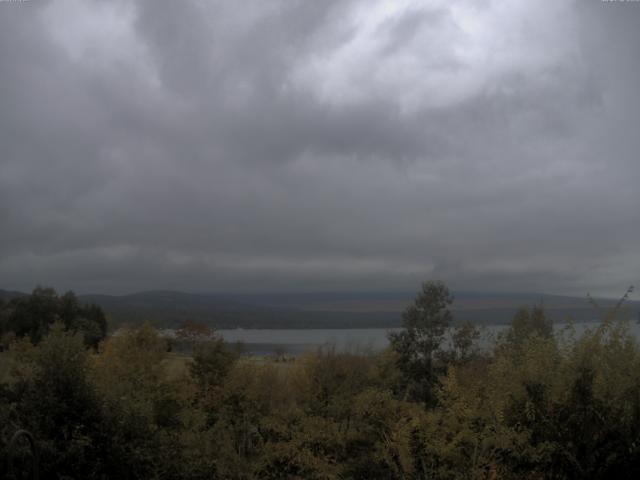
1;282;640;479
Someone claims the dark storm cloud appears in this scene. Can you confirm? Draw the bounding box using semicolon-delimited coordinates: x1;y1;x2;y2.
1;0;639;295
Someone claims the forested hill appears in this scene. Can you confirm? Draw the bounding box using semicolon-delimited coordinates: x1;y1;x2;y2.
4;288;638;330
0;289;26;301
78;290;399;330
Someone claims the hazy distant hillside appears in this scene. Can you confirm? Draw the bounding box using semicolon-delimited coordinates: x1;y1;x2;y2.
3;288;638;330
83;290;640;330
78;290;400;330
0;289;27;300
209;291;639;326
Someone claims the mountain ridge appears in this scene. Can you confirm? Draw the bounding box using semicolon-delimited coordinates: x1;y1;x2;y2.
2;288;638;330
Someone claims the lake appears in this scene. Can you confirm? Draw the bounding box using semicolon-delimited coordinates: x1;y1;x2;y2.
217;320;640;356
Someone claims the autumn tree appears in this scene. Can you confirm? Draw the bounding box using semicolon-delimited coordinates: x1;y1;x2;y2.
190;337;239;396
504;305;553;349
7;323;105;478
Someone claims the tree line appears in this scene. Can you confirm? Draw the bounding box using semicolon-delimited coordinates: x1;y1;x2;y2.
0;287;108;351
1;282;639;479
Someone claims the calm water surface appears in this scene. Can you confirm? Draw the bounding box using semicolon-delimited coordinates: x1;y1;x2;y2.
218;321;640;356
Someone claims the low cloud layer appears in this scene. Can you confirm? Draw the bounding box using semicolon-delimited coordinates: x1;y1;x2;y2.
1;0;639;296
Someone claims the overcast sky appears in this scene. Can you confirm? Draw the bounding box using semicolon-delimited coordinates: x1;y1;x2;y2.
1;0;639;296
